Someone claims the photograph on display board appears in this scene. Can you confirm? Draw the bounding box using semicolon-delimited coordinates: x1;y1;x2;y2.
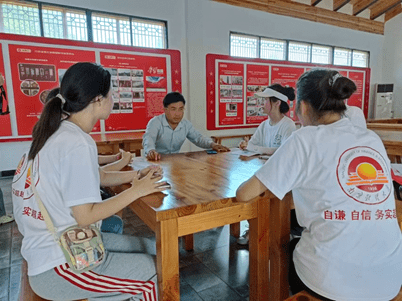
226;103;237;117
207;54;370;130
8;44;97;136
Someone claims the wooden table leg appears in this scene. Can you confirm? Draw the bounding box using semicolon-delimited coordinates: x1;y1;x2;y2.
183;234;194;251
249;194;270;301
230;222;241;238
269;194;291;301
156;219;180;300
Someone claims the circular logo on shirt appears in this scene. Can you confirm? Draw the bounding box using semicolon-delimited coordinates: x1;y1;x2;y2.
336;146;391;205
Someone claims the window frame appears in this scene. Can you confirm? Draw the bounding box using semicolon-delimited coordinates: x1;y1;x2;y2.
0;0;168;48
229;31;370;68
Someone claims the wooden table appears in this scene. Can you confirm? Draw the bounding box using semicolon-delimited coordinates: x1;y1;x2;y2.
91;131;144;156
372;129;402;163
119;151;291;300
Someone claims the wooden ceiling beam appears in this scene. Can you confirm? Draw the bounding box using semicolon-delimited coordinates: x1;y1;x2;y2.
213;0;384;34
334;0;351;11
385;3;402;22
352;0;379;16
311;0;322;5
370;0;402;20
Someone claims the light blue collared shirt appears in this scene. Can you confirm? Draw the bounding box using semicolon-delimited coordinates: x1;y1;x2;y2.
142;114;213;154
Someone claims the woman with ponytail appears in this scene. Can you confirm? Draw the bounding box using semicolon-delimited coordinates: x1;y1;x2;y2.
236;69;402;300
239;84;297;155
12;62;167;300
237;84;297;245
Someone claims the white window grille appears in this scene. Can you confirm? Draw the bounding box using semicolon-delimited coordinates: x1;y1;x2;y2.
230;33;258;58
352;50;369;68
132;19;166;49
334;47;352;66
42;5;87;41
288;41;311;63
311;44;332;64
260;38;286;60
0;0;40;36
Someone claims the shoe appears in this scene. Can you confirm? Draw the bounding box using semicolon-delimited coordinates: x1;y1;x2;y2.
237;230;249;245
0;214;14;226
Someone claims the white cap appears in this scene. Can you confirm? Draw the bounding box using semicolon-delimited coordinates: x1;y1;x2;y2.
255;87;288;102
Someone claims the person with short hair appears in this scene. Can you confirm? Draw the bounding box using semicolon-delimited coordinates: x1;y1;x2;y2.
236;68;402;300
143;92;230;160
12;62;169;300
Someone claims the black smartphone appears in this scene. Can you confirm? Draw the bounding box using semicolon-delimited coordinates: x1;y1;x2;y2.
206;149;218;154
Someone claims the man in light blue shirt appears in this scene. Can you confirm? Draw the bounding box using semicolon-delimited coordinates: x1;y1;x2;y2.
143;92;230;160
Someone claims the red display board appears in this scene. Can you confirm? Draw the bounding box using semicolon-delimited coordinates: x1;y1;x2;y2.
101;51;181;131
0;47;12;137
207;54;370;130
8;44;96;136
0;33;182;141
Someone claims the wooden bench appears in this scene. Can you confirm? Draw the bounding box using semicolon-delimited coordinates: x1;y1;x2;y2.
211;134;252;145
19;260;87;301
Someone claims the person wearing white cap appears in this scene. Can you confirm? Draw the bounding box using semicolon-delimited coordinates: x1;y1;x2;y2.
238;84;296;155
237;84;297;245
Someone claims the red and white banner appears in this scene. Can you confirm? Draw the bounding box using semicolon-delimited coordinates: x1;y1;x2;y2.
0;47;12;137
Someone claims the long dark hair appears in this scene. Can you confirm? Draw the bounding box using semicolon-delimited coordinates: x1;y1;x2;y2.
28;62;111;160
296;68;356;120
268;84;295;114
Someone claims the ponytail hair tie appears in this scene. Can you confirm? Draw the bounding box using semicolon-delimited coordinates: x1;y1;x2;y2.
56;93;66;108
329;73;342;87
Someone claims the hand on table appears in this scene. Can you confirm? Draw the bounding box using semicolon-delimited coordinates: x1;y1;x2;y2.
117;149;133;166
131;169;169;197
211;143;231;152
139;165;163;179
146;149;161;161
238;137;249;150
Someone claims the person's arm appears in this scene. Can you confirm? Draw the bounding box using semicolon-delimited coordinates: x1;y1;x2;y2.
236;175;268;202
99;164;163;187
98;154;120;165
71;171;168;226
185;121;229;151
142;118;160;156
100;150;132;172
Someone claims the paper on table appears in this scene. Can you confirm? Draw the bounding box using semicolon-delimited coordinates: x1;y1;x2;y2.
230;148;261;157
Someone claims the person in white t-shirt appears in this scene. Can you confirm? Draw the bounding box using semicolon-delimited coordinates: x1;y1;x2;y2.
237;84;297;245
12;63;169;301
344;103;367;129
236;68;402;300
239;84;296;154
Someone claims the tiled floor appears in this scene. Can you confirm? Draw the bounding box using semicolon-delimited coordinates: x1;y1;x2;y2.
0;176;252;301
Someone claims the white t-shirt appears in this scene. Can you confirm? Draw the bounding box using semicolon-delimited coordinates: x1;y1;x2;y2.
344;105;367;129
12;121;102;276
247;115;296;153
255;118;402;301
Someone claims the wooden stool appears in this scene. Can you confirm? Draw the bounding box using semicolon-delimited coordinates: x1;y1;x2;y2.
286;289;402;301
19;260;87;301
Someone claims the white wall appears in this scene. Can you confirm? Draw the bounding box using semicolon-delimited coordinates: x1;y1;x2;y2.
383;14;402;118
0;0;392;171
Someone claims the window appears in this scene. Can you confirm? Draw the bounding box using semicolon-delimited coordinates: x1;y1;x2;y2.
288;41;311;63
0;0;167;48
260;38;286;60
42;5;87;41
312;44;332;64
230;33;258;58
229;32;369;68
352;50;369;68
0;0;40;36
132;19;166;49
334;48;352;66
